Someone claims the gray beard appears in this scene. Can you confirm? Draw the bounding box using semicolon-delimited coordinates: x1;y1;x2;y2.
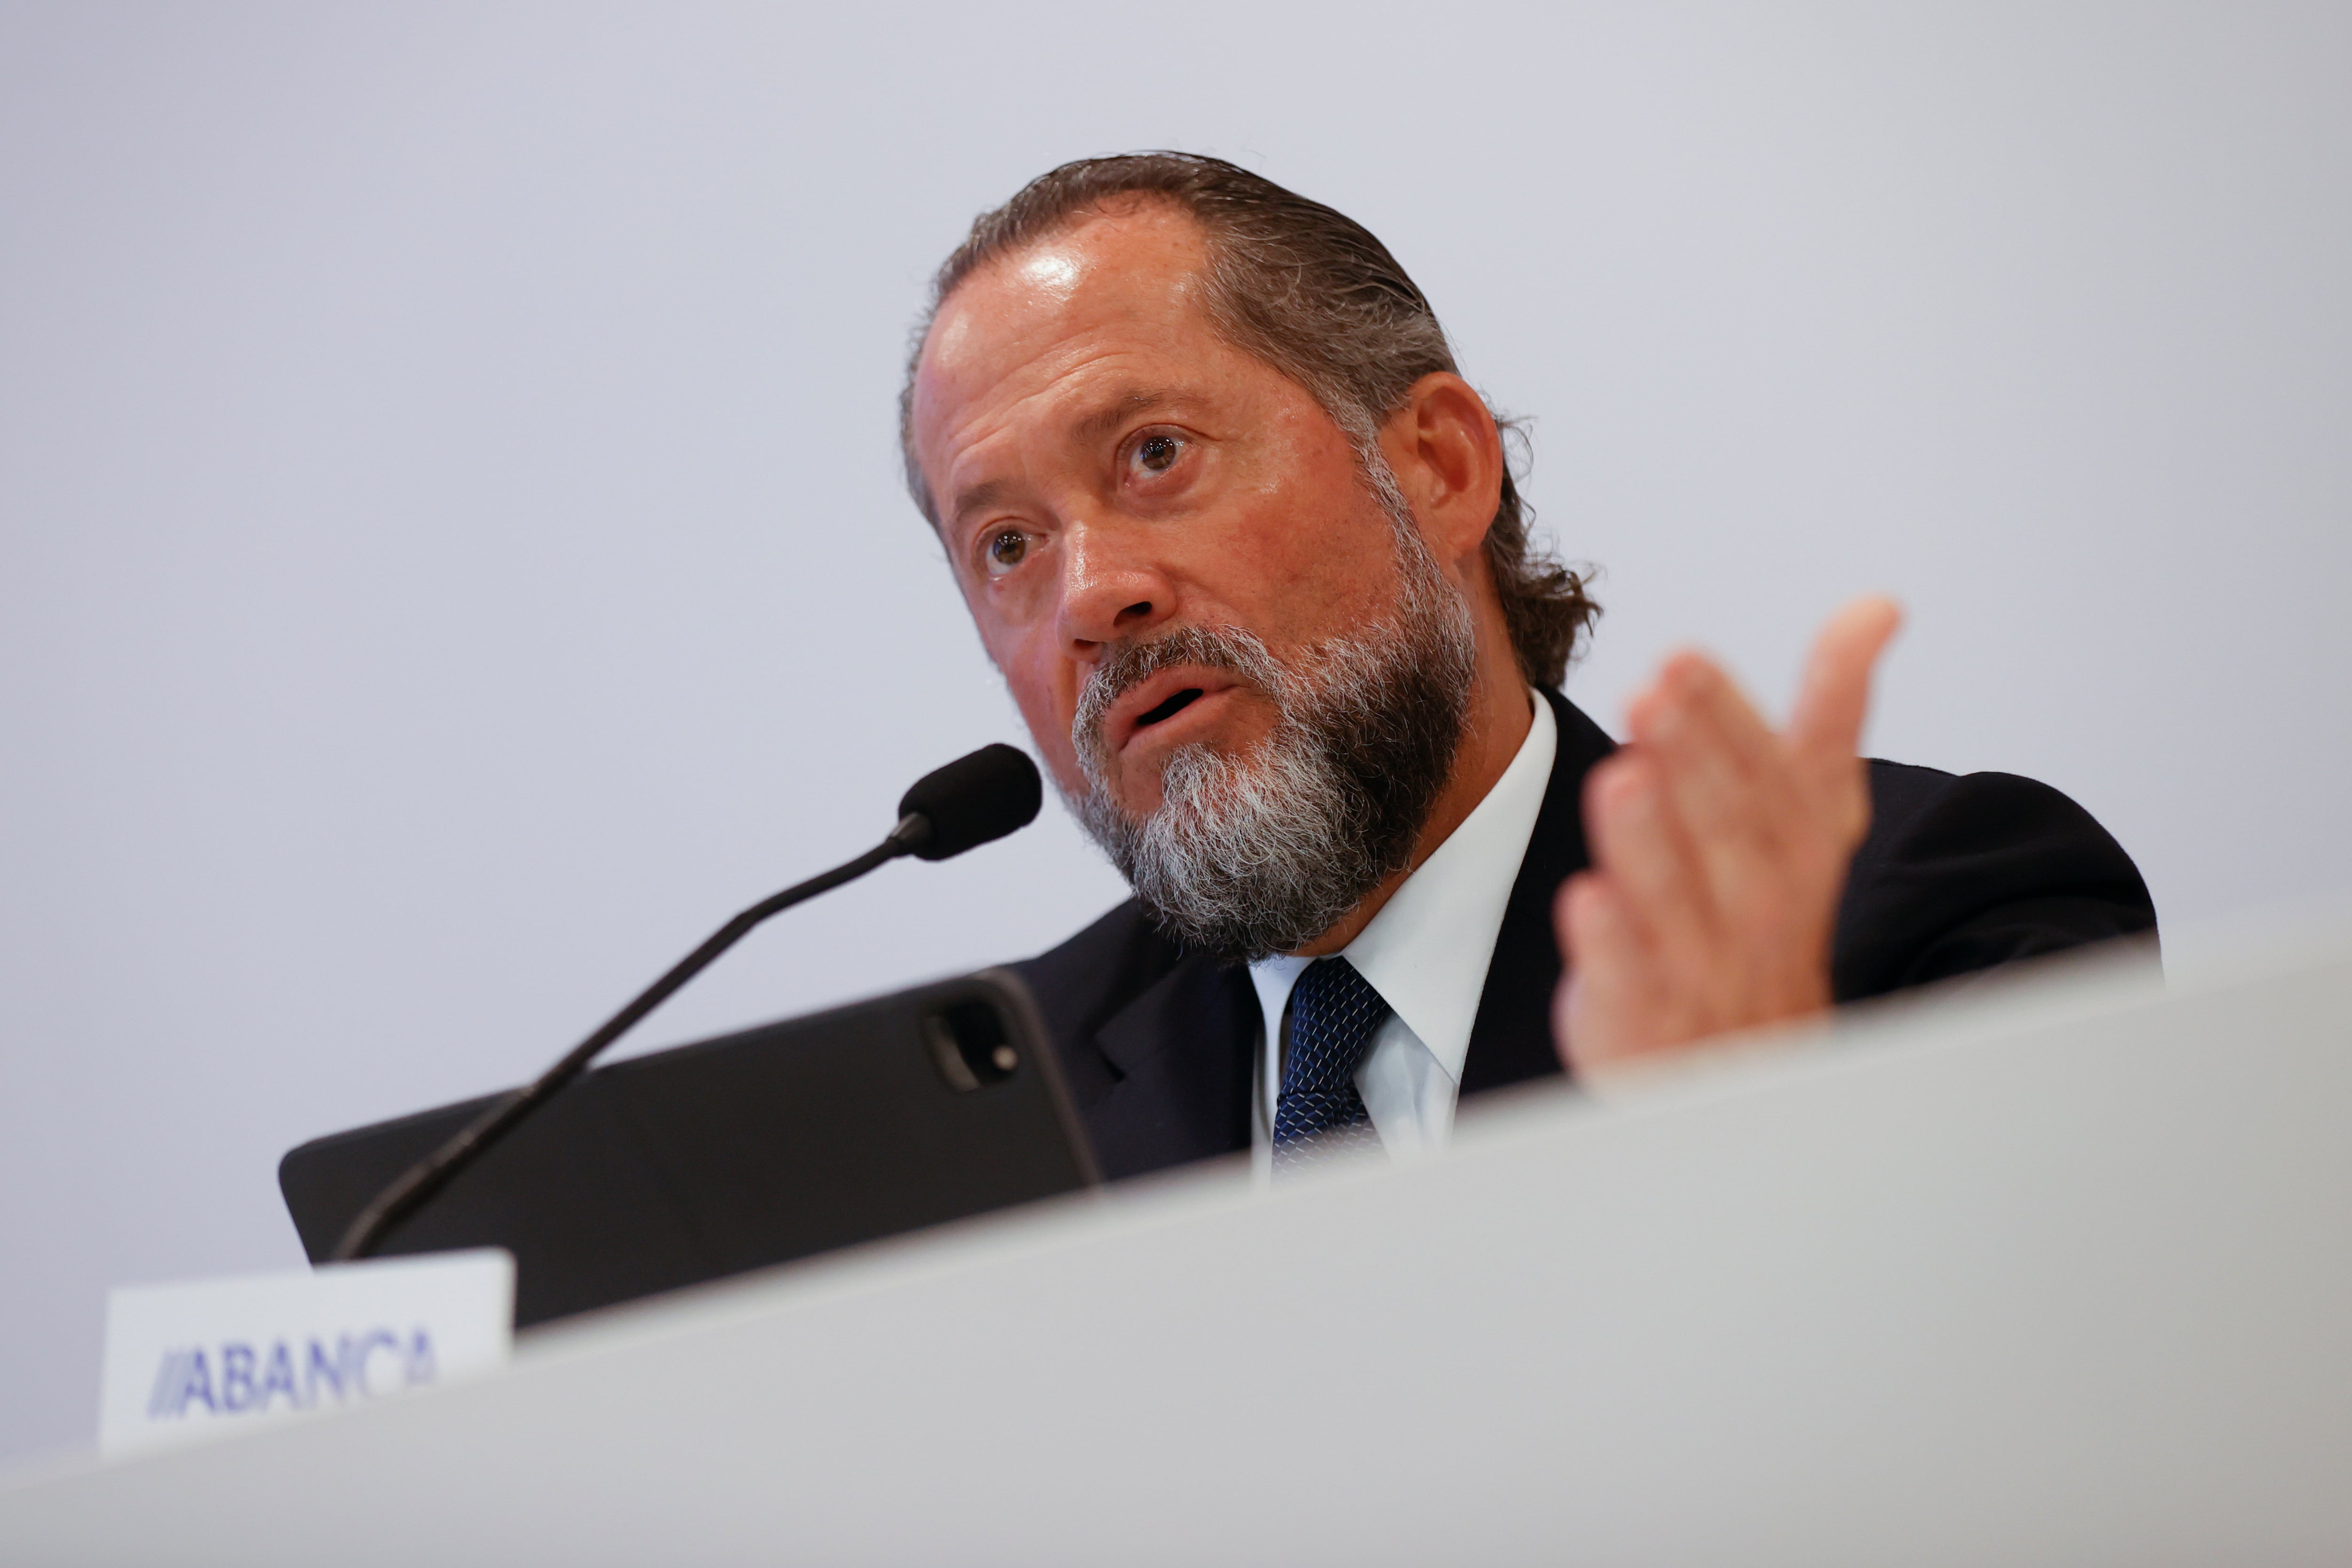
1067;515;1478;963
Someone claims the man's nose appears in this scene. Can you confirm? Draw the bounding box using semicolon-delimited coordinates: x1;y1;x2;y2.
1056;523;1175;654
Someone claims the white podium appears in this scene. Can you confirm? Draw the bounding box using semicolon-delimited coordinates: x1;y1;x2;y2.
6;932;2351;1565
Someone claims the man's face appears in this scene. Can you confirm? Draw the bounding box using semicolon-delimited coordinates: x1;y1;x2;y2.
906;203;1418;819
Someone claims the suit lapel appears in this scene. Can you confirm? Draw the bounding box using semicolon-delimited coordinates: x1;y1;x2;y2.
1081;954;1258;1180
1458;688;1617;1094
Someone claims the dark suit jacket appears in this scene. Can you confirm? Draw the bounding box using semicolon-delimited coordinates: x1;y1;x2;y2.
1013;688;2157;1181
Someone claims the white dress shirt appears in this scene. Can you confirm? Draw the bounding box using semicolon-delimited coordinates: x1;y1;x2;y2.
1247;692;1557;1176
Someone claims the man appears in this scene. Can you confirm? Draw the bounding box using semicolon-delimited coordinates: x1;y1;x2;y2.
901;153;2156;1181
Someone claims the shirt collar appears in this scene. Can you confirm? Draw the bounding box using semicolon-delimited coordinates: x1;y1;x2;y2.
1248;691;1558;1082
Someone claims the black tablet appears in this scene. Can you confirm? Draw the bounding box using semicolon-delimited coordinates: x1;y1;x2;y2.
279;969;1098;1328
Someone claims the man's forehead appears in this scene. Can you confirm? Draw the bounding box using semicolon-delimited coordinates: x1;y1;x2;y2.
918;212;1209;400
951;200;1208;329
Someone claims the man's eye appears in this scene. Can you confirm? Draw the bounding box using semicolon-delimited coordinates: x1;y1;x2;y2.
983;529;1032;576
1130;432;1186;476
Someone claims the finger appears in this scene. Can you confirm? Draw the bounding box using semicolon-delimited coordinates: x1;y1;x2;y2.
1554;872;1669;1069
1583;749;1715;967
1550;970;1582;1074
1555;862;1661;984
1629;653;1803;907
1788;595;1902;765
1628;651;1778;789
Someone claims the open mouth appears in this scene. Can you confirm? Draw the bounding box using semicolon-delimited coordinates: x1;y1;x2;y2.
1134;687;1206;729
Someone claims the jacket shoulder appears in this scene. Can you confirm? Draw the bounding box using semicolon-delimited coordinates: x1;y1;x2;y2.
1834;760;2158;1001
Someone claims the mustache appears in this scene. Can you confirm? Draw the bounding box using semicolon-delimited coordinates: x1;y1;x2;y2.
1071;625;1287;773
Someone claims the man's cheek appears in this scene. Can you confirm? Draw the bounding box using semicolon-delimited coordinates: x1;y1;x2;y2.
1006;670;1087;793
1010;683;1062;753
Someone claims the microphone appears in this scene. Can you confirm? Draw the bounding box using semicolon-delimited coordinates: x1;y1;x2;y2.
893;742;1044;860
330;743;1043;1263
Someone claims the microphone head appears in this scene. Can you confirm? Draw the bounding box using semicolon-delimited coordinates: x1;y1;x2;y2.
896;743;1042;861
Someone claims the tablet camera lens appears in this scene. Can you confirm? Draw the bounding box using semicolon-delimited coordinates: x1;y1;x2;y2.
926;998;1019;1091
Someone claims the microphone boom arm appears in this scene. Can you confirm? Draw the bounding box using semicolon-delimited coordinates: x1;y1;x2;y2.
329;812;932;1263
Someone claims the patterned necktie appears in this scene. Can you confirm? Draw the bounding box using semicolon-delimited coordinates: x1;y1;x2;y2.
1273;957;1392;1172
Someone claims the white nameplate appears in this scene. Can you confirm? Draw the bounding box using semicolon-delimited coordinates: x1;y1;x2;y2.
98;1249;514;1457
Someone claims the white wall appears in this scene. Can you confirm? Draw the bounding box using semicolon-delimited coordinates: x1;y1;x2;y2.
2;2;2345;1471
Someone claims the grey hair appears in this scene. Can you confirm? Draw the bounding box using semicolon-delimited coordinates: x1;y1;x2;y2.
899;151;1598;688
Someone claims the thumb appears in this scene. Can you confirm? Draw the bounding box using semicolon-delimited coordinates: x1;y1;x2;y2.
1788;595;1903;764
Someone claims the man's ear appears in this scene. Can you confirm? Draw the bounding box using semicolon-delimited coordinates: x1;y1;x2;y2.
1377;373;1507;570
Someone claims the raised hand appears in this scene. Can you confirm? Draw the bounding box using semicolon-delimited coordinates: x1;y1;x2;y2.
1553;597;1903;1078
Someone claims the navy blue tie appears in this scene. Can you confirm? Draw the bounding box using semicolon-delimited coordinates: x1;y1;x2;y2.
1273;957;1391;1171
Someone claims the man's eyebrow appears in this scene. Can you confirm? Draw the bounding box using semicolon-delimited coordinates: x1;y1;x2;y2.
1071;387;1184;446
947;478;1012;531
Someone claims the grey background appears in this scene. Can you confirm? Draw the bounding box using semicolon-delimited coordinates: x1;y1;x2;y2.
2;2;2345;1471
